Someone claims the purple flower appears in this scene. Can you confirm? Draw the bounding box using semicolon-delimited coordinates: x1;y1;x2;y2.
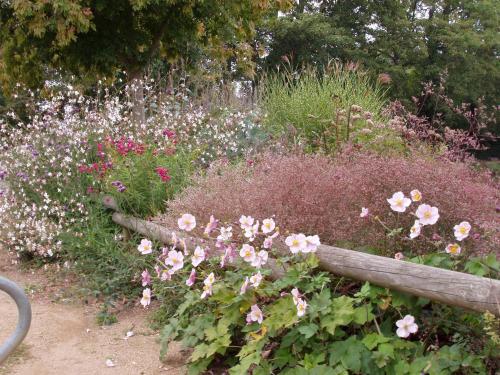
0;170;6;180
111;180;122;187
117;184;126;193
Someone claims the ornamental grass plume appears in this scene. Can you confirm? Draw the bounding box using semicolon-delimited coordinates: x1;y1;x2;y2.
158;151;499;256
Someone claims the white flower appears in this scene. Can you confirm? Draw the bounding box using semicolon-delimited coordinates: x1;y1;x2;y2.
240;277;249;295
140;288;151;307
246;304;263;324
445;243;461;256
410;189;422;202
239;215;254;230
240;244;256;263
105;359;116;367
261;218;276;234
137;239;153;255
387;192;412;213
396;315;418;338
165;250;184;272
304;235;320;253
249;272;263;288
191;246;205;267
453;221;471;241
360;207;369;218
296;298;308;317
285;233;307;254
217;226;233;241
291;288;301;305
409;220;422;239
415;204;439;225
251;250;268;268
178;213;196;231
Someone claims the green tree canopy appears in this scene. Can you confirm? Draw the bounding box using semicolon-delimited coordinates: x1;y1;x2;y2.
260;0;499;109
0;0;291;92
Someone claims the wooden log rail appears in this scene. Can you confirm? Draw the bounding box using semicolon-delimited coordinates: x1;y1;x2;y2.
102;196;500;317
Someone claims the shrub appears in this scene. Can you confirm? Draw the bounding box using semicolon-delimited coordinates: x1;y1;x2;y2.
259;63;404;154
159;151;499;256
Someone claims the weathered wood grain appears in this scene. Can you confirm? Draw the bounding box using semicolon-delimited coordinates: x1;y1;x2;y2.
103;196;500;316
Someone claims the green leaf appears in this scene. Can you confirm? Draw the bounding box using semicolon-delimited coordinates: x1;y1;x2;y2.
329;336;367;372
229;351;262;375
308;288;332;318
352;304;374;325
320;296;355;335
297;323;319;339
265;296;298;334
362;333;390;350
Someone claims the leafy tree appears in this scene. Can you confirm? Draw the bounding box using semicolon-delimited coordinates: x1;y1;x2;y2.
0;0;292;120
260;0;499;125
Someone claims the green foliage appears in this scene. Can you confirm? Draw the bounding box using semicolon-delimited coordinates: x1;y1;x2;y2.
159;253;498;374
105;147;194;217
260;64;404;154
59;202;145;300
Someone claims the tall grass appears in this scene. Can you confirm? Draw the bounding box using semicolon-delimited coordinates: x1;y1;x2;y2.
259;62;400;153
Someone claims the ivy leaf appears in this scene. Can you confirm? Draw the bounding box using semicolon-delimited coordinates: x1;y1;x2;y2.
297;323;319;339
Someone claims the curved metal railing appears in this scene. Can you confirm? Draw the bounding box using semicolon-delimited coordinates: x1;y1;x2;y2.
0;276;31;364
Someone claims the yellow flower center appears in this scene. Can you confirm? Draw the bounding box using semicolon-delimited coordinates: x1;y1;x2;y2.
449;245;459;254
423;211;431;219
459;227;467;234
292;240;299;247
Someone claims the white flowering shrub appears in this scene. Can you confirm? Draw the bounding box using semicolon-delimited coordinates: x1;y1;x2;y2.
135;208;498;374
0;81;266;259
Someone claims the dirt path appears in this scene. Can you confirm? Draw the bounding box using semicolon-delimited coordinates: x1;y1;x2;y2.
0;254;187;375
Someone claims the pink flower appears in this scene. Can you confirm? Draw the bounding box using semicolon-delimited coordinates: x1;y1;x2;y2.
360;207;369;218
186;268;196;287
178;213;196;231
415;204;439;225
304;235;320;253
240;277;249;295
204;215;219;236
285;233;307;254
396;315;418;338
140;288;151;308
246;304;263;324
251;250;268;268
387;192;412;213
445;243;461;256
394;252;405;260
141;269;151;286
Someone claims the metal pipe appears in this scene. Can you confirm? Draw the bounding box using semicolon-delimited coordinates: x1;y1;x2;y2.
0;276;32;364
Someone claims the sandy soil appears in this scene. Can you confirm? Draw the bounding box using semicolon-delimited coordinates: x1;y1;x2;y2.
0;254;187;375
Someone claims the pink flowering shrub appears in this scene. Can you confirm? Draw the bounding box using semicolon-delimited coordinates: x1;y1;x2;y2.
143;213;498;373
159;151;499;256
